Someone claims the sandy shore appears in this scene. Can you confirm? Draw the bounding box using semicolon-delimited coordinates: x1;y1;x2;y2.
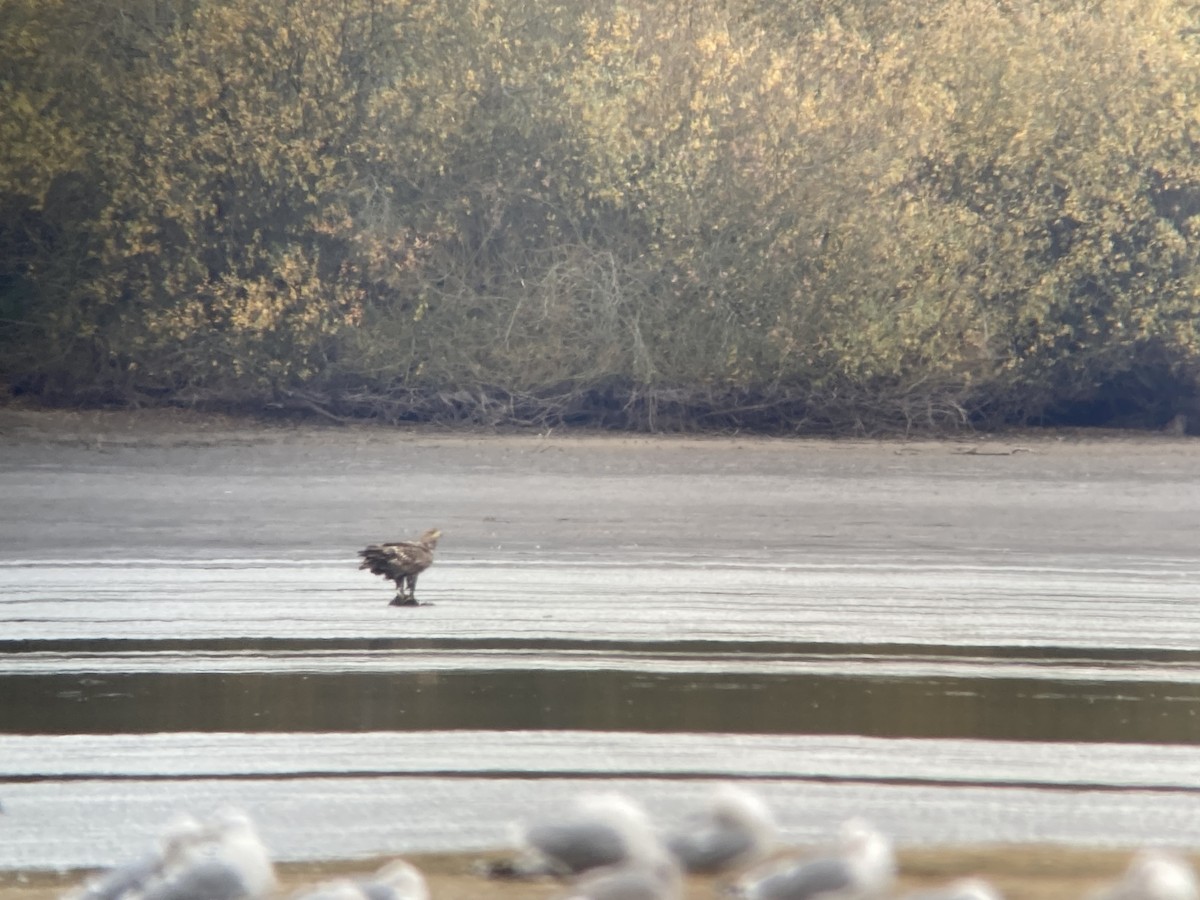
6;846;1200;900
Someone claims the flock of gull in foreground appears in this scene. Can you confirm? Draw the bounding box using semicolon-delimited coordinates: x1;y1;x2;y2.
65;787;1199;900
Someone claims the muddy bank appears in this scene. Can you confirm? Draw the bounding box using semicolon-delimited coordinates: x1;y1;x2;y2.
6;847;1200;900
2;406;1199;565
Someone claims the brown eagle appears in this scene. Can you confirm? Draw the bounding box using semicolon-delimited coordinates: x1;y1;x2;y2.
358;528;442;606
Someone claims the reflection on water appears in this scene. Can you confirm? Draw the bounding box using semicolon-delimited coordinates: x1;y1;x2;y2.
5;664;1199;743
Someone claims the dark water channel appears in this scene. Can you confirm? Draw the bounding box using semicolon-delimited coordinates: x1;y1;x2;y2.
5;640;1200;743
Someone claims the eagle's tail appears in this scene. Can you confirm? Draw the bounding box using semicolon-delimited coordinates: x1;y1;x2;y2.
358;545;388;573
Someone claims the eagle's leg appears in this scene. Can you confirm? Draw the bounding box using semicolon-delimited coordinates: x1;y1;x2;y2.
387;575;421;606
389;577;418;607
403;573;433;606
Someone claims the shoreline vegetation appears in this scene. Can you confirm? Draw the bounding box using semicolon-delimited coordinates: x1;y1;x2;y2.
3;0;1200;434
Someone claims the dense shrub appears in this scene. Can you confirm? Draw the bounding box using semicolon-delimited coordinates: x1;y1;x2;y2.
2;0;1199;431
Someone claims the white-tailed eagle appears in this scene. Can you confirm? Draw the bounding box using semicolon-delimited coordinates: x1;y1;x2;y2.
357;528;441;606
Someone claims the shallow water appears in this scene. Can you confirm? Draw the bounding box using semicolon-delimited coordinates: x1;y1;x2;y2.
2;431;1200;869
4;556;1200;741
4;556;1199;646
3;556;1200;867
4;642;1200;743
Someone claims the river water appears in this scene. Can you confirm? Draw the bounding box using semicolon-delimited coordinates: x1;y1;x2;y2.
1;422;1199;870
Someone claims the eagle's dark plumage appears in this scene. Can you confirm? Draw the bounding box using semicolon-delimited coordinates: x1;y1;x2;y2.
358;528;442;606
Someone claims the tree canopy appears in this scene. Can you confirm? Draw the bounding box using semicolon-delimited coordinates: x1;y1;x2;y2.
3;0;1199;431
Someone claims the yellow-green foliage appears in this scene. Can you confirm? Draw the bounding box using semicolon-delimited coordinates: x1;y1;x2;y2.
2;0;1199;428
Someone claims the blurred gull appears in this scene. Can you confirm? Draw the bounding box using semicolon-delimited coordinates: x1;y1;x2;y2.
136;809;276;900
902;879;1003;900
490;792;662;879
357;860;430;900
291;882;366;900
65;816;211;900
560;854;683;900
1092;851;1199;900
665;784;777;874
733;819;895;900
294;860;429;900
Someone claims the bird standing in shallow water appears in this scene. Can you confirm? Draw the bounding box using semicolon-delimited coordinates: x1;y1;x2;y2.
358;528;441;606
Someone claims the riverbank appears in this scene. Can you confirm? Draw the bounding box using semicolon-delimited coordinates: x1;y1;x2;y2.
7;845;1200;900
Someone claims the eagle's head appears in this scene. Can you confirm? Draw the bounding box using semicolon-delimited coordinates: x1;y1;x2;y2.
419;528;442;548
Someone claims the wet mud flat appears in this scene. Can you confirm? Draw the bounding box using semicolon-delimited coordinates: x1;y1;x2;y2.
7;847;1200;900
3;406;1200;565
